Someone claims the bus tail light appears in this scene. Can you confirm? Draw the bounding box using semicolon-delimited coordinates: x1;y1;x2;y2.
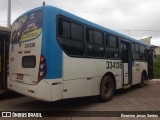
38;55;47;82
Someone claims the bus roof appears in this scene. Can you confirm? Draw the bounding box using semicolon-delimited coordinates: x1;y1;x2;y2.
13;5;150;47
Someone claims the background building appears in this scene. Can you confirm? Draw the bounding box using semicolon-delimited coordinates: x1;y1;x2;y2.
140;36;160;56
140;36;160;78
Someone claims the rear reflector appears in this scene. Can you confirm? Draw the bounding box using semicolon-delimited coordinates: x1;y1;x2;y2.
16;74;23;80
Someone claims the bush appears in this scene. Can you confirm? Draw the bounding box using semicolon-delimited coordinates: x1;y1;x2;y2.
153;55;160;78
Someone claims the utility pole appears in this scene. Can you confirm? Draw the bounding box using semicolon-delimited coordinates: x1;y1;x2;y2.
7;0;11;27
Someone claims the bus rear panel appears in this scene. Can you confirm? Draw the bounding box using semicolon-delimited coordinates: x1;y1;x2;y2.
8;8;50;100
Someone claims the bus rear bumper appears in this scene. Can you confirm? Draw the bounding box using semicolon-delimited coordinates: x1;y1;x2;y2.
8;79;52;101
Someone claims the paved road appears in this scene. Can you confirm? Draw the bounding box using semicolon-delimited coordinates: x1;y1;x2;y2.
0;80;160;120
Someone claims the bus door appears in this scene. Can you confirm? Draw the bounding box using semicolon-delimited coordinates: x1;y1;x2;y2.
148;49;153;79
121;41;132;85
0;37;4;89
0;35;9;90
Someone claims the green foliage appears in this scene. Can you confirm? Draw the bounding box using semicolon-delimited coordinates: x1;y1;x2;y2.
153;55;160;78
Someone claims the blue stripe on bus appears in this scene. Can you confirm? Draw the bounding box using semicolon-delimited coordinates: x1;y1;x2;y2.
41;6;62;79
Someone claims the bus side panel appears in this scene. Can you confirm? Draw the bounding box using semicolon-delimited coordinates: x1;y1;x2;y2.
140;62;148;77
45;78;63;101
94;60;122;91
132;62;148;85
62;53;95;98
63;78;94;98
62;53;123;98
132;61;141;84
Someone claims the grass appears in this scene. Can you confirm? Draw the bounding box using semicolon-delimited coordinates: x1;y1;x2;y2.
153;55;160;79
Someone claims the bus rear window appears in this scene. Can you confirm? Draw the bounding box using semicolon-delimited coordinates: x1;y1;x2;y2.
22;56;36;68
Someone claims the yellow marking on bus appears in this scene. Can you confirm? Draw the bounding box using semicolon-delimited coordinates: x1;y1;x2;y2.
20;28;42;41
20;15;27;23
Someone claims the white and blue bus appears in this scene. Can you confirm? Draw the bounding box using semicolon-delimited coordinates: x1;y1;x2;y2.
8;5;154;102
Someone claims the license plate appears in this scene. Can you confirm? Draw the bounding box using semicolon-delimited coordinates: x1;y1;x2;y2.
16;74;23;80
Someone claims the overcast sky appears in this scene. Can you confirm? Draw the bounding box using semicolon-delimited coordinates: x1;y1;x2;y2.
1;0;160;46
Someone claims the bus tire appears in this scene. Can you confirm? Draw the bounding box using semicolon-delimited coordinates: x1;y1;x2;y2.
99;76;114;102
139;72;147;87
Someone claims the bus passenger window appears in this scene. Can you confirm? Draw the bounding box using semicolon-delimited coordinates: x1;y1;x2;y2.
71;23;83;41
105;35;119;59
87;29;94;43
107;36;117;48
94;31;103;44
110;37;117;48
135;44;139;52
132;43;140;60
62;21;70;38
122;43;128;63
57;17;84;57
86;29;104;58
58;18;70;38
140;45;146;61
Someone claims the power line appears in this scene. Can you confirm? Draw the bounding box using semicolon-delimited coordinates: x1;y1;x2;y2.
1;4;160;14
116;30;160;32
1;3;160;17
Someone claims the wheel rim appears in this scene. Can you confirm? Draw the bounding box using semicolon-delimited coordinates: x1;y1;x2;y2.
101;78;112;98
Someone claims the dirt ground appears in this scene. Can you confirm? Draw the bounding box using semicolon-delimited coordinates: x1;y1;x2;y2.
0;79;160;120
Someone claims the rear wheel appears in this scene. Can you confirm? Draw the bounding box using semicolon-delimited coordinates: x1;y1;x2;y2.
100;76;114;102
139;72;147;87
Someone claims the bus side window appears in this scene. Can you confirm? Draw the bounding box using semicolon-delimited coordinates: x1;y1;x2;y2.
132;43;140;60
62;21;71;38
121;43;128;63
105;35;119;59
108;36;118;48
57;17;84;56
131;43;135;60
87;29;94;43
58;18;71;38
94;31;103;44
139;45;146;61
71;23;83;41
86;29;104;58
